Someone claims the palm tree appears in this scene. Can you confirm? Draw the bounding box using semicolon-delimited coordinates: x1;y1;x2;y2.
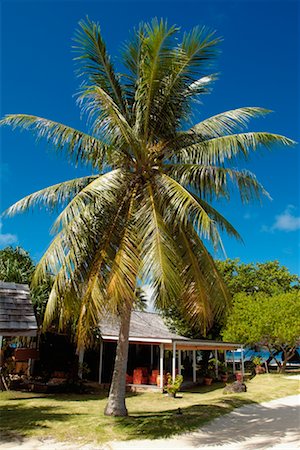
1;18;294;416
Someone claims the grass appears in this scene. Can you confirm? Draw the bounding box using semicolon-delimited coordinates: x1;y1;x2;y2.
0;374;299;445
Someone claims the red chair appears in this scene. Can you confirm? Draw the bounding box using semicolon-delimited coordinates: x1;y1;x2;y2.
133;367;149;384
149;369;159;385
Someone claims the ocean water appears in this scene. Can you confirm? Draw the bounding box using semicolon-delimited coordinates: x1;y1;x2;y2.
226;348;300;363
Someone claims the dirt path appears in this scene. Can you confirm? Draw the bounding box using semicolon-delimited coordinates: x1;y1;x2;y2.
1;394;299;450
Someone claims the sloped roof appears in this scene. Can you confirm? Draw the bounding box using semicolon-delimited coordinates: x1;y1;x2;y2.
0;282;38;336
99;310;241;350
100;310;186;342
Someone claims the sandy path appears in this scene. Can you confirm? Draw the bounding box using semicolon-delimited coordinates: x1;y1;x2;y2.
1;393;299;450
105;394;300;450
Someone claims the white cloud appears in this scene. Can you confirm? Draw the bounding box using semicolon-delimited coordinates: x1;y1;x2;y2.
273;206;300;232
0;220;18;246
261;205;300;233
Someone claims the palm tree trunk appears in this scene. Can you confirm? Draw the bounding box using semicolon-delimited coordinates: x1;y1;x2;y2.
104;304;132;416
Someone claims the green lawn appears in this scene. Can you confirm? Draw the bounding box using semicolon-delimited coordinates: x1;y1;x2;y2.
0;374;299;445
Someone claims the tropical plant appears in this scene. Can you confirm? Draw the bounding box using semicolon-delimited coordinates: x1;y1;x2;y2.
1;18;294;415
165;373;183;397
252;356;263;367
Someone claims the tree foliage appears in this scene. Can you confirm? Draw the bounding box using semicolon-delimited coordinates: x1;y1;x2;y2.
0;247;34;283
216;259;299;295
222;292;300;371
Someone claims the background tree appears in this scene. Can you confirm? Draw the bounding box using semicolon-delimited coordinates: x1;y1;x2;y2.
0;246;34;283
222;291;300;372
216;259;299;295
1;18;294;416
165;259;299;338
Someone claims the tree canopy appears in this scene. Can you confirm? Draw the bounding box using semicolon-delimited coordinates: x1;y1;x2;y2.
222;291;300;371
216;259;299;295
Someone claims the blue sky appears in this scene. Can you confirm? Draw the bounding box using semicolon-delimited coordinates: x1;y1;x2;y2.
1;0;299;275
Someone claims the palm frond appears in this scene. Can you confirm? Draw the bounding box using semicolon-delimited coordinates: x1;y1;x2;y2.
74;17;128;118
75;189;135;348
178;224;231;331
122;23;146;112
191;195;241;240
164;163;270;203
156;173;221;245
3;175;99;217
153;27;221;138
0;114;107;168
52;169;129;232
171;132;295;165
106;189;140;309
179;230;215;332
190;107;272;137
132;19;178;140
137;182;183;309
79;86;140;159
183;73;218;97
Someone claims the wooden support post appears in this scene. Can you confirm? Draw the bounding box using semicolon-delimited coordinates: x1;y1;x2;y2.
232;350;236;374
241;346;244;379
98;340;103;384
78;347;84;379
214;349;218;379
192;350;196;383
224;350;227;368
0;336;3;367
172;341;176;380
159;343;164;389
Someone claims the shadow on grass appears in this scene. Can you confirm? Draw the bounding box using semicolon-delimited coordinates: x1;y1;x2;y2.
113;398;256;440
0;403;76;443
0;393;253;443
183;381;227;394
2;390;141;403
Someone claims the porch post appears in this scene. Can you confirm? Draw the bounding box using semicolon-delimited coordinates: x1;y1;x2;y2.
159;343;164;389
172;341;176;380
178;349;182;376
241;346;244;379
0;336;3;367
224;350;227;368
98;340;103;384
78;347;84;379
232;350;236;374
192;350;196;383
214;349;218;378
